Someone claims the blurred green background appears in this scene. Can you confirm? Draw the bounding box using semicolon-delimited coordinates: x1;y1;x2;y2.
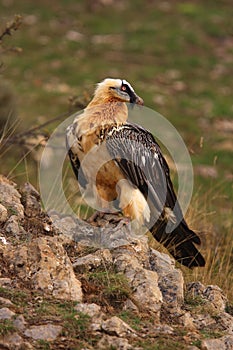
0;0;233;295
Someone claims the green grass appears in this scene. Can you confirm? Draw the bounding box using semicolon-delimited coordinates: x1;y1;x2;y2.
62;311;91;339
200;329;224;339
85;268;132;307
135;337;187;350
0;287;28;307
184;293;207;309
8;207;19;216
0;319;16;336
225;302;233;316
118;310;142;331
36;340;51;350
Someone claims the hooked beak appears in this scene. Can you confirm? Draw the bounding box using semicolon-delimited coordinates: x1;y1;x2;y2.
135;95;144;106
129;94;144;109
130;92;144;106
112;86;144;106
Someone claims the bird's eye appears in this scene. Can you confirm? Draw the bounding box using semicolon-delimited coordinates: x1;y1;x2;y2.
121;85;127;91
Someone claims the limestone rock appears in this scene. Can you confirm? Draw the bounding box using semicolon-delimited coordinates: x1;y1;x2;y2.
101;316;136;337
0;278;12;287
0;307;15;319
13;314;27;331
203;285;227;313
73;249;112;272
0;175;24;219
179;311;196;330
19;182;41;217
113;247;162;316
123;299;139;312
4;215;24;235
0;235;8;245
193;314;217;330
133;268;162;313
150;248;184;307
4;236;82;301
90;313;105;332
0;332;33;350
0;175;233;349
0;297;14;306
187;282;227;313
51;214;78;238
215;312;233;334
201;335;233;350
24;324;62;341
0;203;8;224
74;303;101;318
52;212;150;250
97;334;133;350
154;324;174;335
186;281;206;297
223;336;233;349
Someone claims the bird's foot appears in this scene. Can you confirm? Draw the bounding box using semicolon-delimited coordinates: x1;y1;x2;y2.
87;211;130;228
109;214;130;226
87;211;105;223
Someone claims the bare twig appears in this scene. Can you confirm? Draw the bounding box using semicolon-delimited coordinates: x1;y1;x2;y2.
12;112;70;140
0;97;86;164
1;109;81;152
0;15;23;70
0;15;22;43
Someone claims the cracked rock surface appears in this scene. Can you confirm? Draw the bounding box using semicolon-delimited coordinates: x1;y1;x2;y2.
0;175;232;350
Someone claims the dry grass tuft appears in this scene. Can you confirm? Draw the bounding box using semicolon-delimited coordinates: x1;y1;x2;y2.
148;184;233;302
183;186;233;302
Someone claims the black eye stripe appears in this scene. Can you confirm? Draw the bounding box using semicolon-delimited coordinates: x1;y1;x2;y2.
121;84;131;92
120;81;137;103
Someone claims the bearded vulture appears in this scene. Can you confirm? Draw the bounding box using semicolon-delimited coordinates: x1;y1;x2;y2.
66;78;205;268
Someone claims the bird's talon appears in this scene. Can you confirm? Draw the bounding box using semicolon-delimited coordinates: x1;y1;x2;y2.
87;211;104;223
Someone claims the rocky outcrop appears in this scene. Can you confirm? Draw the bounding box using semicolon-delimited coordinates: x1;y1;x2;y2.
24;324;62;341
0;175;232;350
3;236;83;301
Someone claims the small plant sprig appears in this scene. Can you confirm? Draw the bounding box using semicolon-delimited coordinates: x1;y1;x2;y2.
0;14;23;70
0;15;22;43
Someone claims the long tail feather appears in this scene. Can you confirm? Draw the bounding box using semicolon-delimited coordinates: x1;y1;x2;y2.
151;220;205;268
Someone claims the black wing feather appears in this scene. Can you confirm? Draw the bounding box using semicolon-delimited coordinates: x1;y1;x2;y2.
106;122;178;218
107;123;168;214
68;149;87;189
66;125;87;189
106;122;205;268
